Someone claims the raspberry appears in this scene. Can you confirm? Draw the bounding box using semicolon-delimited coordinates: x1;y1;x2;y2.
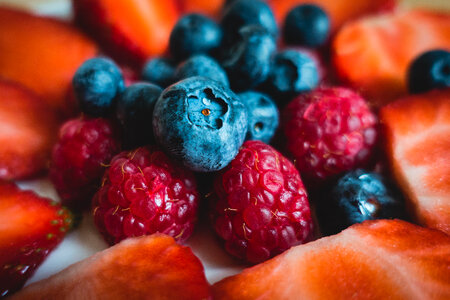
211;140;313;263
283;87;378;184
50;117;120;210
93;146;199;245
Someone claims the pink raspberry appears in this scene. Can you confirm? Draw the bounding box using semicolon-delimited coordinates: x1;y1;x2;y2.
50;117;120;210
283;87;378;184
211;140;313;263
92;146;199;245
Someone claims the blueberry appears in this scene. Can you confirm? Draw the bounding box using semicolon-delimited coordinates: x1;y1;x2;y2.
141;57;175;88
116;83;162;148
169;13;223;60
408;49;450;94
238;91;278;143
221;25;276;91
153;77;247;172
72;57;125;117
265;49;319;102
221;0;277;45
283;4;330;47
174;55;229;87
317;170;406;235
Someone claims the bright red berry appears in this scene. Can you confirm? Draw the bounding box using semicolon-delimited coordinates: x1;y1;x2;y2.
211;140;313;264
92;146;199;245
49;117;120;210
283;87;378;184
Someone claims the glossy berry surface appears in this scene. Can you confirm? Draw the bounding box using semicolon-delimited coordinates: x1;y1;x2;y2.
238;91;279;143
141;57;175;88
211;141;313;263
49;117;120;210
221;25;276;91
221;0;277;44
408;49;450;94
283;87;378;184
92;146;199;245
72;57;125;117
283;4;330;47
153;77;247;172
318;169;406;235
116;83;162;149
175;55;229;87
265;49;319;101
169;13;222;60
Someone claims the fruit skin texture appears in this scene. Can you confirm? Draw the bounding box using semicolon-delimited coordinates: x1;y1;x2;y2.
408;49;450;94
92;146;199;245
211;141;313;263
212;219;450;300
318;169;406;235
283;87;378;184
141;57;175;88
0;182;73;298
153;77;248;172
10;234;211;300
332;10;450;106
73;0;179;66
380;89;450;235
0;7;98;113
49;117;121;211
0;80;58;180
174;55;229;87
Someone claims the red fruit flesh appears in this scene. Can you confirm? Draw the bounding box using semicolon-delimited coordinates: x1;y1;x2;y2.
0;80;58;180
10;234;212;300
332;10;450;106
0;7;98;113
73;0;179;66
380;89;450;234
93;147;199;245
212;219;450;300
50;117;121;211
212;141;313;263
283;87;378;184
176;0;225;17
0;182;73;298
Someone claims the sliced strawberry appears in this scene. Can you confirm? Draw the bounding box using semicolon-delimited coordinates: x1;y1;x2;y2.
176;0;225;17
213;220;450;299
73;0;179;66
268;0;396;30
11;234;211;300
332;10;450;107
0;182;73;298
0;80;58;180
380;90;450;235
0;7;98;114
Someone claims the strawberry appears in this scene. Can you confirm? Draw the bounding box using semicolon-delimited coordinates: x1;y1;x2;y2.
177;0;225;17
268;0;396;31
0;7;98;114
73;0;179;66
0;182;73;298
0;80;58;180
212;219;450;300
11;234;211;300
332;10;450;107
380;89;450;235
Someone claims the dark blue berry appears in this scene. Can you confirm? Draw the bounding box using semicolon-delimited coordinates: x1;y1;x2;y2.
283;4;330;47
174;55;229;87
141;57;175;88
318;170;406;235
221;25;276;91
238;91;279;143
153;77;247;172
72;57;125;117
221;0;277;45
408;49;450;94
169;13;223;60
116;83;162;149
265;49;319;102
